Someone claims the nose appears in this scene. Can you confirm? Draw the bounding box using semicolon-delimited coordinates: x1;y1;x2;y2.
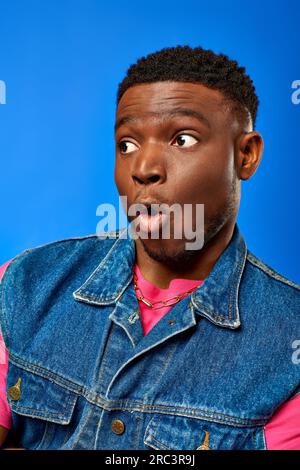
131;144;166;186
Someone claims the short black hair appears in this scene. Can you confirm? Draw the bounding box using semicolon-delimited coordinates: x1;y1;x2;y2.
117;45;259;129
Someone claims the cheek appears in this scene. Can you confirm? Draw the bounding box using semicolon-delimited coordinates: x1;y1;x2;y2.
203;160;234;190
172;150;234;203
114;159;128;194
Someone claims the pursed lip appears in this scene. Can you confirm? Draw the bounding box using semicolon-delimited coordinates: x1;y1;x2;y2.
129;198;172;234
133;198;170;215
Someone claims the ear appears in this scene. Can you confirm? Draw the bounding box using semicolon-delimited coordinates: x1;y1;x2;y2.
236;131;264;180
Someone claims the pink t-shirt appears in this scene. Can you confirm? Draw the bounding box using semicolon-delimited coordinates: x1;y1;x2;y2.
133;263;204;334
0;260;12;430
0;260;300;449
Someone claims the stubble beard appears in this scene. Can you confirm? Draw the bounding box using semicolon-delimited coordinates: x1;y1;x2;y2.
137;178;240;271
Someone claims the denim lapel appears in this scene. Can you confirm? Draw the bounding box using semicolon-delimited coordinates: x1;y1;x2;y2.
190;224;247;329
73;224;247;330
73;228;135;305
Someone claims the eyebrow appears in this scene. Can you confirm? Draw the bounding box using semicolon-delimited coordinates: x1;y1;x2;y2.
114;107;211;133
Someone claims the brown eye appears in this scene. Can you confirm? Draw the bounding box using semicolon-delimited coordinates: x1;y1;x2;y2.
173;134;198;148
118;141;138;154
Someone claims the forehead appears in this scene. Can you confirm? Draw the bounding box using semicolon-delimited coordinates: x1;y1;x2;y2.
116;81;232;128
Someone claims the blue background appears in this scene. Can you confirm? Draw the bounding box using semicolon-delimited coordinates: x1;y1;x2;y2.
0;0;299;282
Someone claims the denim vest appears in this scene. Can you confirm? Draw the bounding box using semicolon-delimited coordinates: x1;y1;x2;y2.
1;224;299;450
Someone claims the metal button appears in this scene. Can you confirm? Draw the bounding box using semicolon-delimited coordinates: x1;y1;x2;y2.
168;320;176;326
197;431;211;450
8;377;22;401
111;419;125;435
128;310;139;324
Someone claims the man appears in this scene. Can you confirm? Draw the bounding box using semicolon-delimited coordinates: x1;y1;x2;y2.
0;46;299;450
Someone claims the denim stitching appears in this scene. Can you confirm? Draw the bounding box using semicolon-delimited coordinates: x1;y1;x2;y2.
247;252;300;290
9;354;84;393
262;426;267;450
71;405;97;449
76;285;127;302
144;415;164;448
148;435;169;450
10;407;72;423
25;230;122;251
97;320;122;393
104;322;197;399
9;353;268;426
1;248;34;346
10;391;77;420
189;297;237;328
228;242;247;323
190;293;239;328
252;429;257;449
73;228;127;291
92;405;266;427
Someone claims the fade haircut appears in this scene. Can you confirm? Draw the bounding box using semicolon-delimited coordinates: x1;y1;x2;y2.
117;45;259;129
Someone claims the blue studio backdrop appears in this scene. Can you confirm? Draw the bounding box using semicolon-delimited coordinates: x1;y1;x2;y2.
0;0;299;282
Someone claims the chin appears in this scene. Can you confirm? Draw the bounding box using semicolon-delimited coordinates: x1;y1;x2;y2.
139;237;198;267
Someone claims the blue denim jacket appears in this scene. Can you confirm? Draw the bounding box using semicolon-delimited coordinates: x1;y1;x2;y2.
1;224;299;450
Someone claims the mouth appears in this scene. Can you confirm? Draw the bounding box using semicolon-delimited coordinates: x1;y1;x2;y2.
137;211;167;234
133;199;170;235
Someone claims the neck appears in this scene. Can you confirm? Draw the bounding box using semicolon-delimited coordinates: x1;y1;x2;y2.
134;219;236;289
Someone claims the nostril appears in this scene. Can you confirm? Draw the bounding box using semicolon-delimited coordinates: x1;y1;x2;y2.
132;174;161;185
148;175;160;183
132;176;145;185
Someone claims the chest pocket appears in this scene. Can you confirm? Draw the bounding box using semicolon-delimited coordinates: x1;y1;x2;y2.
144;414;265;450
6;363;78;449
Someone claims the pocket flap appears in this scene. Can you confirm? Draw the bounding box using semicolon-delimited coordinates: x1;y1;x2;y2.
7;364;78;425
144;414;263;450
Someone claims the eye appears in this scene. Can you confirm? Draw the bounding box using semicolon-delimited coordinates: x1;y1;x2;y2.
172;134;198;148
118;140;138;154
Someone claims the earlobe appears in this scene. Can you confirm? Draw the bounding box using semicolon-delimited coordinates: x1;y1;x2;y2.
238;131;264;181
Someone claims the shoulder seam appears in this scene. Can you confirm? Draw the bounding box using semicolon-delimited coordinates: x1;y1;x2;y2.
0;230;125;284
246;252;300;291
9;229;125;255
30;229;124;249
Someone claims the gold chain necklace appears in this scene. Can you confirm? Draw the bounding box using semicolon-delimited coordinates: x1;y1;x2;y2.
133;272;198;310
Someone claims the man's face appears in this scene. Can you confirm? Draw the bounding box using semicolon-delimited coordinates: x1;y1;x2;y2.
114;81;242;264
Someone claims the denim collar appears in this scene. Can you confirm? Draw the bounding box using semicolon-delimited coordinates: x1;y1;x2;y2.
73;223;247;330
